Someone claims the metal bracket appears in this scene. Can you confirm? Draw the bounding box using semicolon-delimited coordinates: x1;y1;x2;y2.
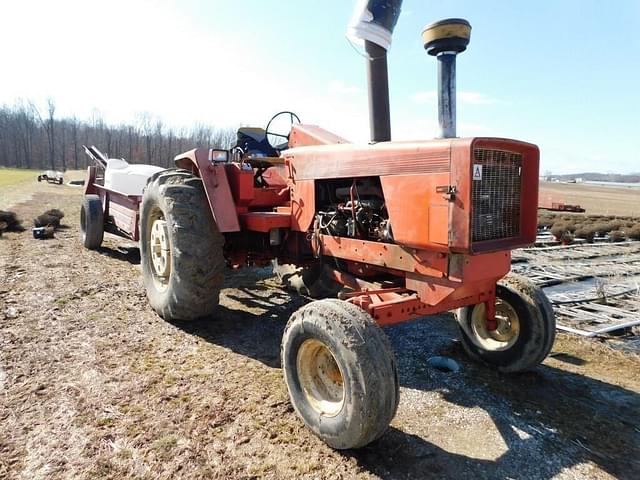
436;185;457;201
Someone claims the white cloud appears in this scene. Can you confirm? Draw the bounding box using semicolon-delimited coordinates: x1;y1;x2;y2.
458;122;491;136
410;91;438;103
410;90;494;105
328;80;360;95
458;91;494;105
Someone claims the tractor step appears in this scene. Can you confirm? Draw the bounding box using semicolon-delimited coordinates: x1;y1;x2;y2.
240;211;291;232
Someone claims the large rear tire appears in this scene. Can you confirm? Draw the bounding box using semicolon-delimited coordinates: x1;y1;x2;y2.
140;169;225;321
80;194;104;250
281;299;399;449
456;273;556;372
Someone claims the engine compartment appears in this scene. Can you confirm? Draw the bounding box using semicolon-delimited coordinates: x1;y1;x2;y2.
315;177;393;242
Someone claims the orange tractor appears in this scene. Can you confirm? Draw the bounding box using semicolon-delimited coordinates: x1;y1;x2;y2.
81;3;554;449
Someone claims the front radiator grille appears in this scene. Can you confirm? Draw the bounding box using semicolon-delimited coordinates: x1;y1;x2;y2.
471;149;523;242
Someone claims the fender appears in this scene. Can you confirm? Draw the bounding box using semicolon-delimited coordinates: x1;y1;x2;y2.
174;148;241;232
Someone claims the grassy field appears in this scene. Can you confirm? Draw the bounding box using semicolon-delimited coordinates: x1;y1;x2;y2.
539;181;640;216
0;168;39;188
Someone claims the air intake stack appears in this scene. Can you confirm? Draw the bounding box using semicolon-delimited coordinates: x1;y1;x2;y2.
422;18;471;138
347;0;403;143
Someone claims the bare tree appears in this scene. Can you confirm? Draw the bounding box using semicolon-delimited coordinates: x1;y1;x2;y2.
0;99;237;171
71;116;79;169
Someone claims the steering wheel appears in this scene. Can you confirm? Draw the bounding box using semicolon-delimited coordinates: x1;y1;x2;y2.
265;111;300;151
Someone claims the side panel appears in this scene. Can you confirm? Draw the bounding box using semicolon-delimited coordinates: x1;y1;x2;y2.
290;179;315;232
92;185;140;241
225;163;254;210
380;172;451;250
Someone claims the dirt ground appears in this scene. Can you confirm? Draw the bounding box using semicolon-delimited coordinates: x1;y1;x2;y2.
1;178;639;479
539;181;640;217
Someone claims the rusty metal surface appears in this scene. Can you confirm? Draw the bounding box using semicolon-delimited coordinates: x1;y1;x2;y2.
288;124;349;148
316;234;448;277
177;148;241;233
449;137;539;253
84;166;98;196
380;172;451;250
93;185;141;241
289;179;315;232
225;163;254;210
285;140;451;181
240;212;291;232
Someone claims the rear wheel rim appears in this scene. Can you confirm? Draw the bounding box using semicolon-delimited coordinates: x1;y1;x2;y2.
80;206;87;241
147;209;171;290
470;298;520;351
297;339;345;417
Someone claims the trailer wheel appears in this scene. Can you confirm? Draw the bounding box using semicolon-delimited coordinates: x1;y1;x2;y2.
272;260;340;298
282;299;399;449
80;194;104;250
456;274;556;372
140;169;225;321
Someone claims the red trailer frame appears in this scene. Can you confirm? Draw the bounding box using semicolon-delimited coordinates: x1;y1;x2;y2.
84;165;142;241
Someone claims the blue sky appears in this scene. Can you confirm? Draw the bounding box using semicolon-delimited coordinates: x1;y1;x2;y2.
2;0;639;174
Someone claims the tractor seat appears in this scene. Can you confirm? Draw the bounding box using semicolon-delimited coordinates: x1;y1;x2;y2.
235;127;279;159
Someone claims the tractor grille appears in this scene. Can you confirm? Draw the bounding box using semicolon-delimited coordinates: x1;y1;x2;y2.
471;149;523;242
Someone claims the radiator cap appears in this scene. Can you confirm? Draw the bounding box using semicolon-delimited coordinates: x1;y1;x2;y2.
422;18;471;56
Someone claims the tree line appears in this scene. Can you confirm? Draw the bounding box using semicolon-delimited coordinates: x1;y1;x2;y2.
0;99;237;171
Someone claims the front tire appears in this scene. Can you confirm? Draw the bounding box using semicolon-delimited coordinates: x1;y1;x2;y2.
281;299;399;449
80;194;104;249
140;169;225;321
456;273;556;372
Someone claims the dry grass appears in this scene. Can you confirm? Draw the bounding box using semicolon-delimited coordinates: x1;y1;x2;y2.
1;180;639;479
540;181;640;216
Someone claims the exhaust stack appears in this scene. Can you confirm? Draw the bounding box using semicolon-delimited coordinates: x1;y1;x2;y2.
422;19;471;138
347;0;402;143
365;41;392;143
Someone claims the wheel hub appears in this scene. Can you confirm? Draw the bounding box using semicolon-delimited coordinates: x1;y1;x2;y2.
470;299;520;351
150;218;170;278
297;339;345;417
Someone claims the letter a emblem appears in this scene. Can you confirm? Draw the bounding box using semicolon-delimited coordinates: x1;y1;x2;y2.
473;164;483;181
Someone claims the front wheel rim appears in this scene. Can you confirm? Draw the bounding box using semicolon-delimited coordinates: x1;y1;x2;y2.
469;298;521;351
297;339;345;417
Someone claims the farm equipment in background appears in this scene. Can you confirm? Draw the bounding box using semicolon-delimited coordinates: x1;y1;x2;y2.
80;0;555;450
539;197;586;213
37;170;64;185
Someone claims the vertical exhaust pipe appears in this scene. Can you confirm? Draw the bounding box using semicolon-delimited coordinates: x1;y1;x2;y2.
347;0;403;143
365;41;391;142
422;19;471;138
